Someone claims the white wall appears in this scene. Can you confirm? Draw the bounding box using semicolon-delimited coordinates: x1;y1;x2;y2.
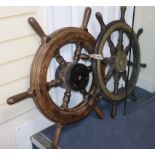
0;6;154;149
0;6;52;149
135;7;155;93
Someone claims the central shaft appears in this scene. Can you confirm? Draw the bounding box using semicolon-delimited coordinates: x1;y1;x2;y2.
55;63;89;91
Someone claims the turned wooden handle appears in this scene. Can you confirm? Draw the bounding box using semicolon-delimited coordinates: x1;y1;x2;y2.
7;89;32;105
121;6;127;10
137;28;143;40
81;7;91;30
95;12;106;30
89;89;99;106
120;6;126;21
140;63;147;68
94;106;104;119
7;79;62;105
28;17;48;42
80;53;90;60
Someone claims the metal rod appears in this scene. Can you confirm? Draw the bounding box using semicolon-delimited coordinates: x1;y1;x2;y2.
124;6;136;113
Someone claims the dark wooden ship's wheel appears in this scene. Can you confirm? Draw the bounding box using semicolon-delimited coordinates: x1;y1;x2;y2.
7;7;103;148
29;21;99;125
93;7;143;117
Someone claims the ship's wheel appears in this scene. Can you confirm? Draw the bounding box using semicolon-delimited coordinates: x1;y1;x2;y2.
93;7;142;117
7;7;103;148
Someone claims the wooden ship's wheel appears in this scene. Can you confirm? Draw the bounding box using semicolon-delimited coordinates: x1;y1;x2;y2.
93;6;144;118
6;6;146;148
7;7;103;148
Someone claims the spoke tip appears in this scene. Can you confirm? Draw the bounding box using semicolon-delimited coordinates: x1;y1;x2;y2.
120;6;127;21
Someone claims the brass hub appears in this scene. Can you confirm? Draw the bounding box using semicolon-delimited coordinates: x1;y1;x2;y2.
114;51;127;72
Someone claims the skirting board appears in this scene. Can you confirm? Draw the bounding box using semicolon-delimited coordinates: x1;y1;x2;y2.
136;75;155;93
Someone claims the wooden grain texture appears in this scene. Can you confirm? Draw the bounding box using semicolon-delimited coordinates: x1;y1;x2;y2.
81;7;91;30
7;89;32;105
28;17;49;43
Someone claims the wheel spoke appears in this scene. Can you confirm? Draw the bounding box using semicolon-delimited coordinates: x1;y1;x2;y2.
121;70;127;82
104;66;114;84
125;36;134;55
118;85;124;94
113;73;121;94
80;89;90;101
80;53;90;61
127;61;135;67
55;50;66;65
107;36;116;55
116;29;124;51
120;6;126;21
125;44;130;55
87;65;92;73
46;79;62;90
102;57;110;64
62;89;71;109
136;28;143;40
73;45;82;63
81;88;88;96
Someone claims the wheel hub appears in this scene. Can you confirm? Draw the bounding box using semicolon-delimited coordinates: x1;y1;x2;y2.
115;50;127;72
56;63;89;91
109;51;127;72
